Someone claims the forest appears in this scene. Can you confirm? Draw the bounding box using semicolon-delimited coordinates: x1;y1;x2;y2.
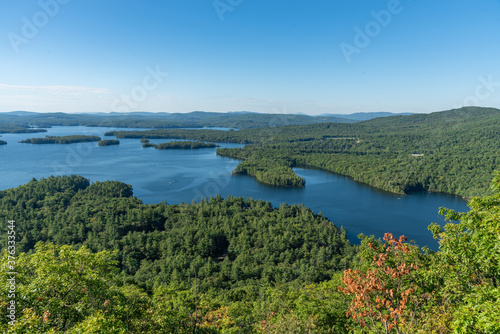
1;173;499;333
231;158;306;187
98;139;120;146
0;121;47;134
110;107;500;198
153;141;219;150
19;135;102;144
0;111;354;130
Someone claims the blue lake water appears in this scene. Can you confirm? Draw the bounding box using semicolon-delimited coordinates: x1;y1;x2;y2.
0;126;469;249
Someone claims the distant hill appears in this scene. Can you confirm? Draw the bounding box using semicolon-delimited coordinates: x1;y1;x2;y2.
319;112;413;121
3;110;39;116
0;110;354;130
110;106;500;198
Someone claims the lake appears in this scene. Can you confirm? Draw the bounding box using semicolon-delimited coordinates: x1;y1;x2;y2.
0;126;469;249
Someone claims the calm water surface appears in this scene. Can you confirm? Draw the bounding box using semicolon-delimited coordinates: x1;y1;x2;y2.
0;126;469;249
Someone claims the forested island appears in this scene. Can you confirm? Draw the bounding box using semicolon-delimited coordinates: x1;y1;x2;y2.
149;141;219;150
98;139;120;146
19;135;101;144
0;174;499;332
232;158;306;187
109;107;500;198
0;140;6;145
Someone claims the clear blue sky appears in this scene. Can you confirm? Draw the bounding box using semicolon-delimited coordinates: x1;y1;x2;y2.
1;0;499;114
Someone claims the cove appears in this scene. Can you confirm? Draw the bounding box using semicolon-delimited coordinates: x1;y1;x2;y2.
0;126;469;250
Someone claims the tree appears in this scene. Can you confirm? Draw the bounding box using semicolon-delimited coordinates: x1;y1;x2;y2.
428;171;500;333
339;233;421;333
0;242;118;332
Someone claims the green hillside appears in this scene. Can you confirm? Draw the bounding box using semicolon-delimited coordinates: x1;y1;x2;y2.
110;107;500;198
1;174;499;333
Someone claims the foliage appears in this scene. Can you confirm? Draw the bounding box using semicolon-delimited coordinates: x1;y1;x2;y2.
19;135;101;144
340;234;421;333
338;171;500;333
155;141;219;149
0;176;354;295
98;139;120;146
427;171;500;333
232;158;305;187
0;242;118;332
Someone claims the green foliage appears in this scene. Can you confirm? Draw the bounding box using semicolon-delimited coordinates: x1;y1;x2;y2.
232;158;305;187
426;171;500;333
19;135;101;144
97;139;120;146
0;176;354;295
0;242;117;332
0;160;498;332
155;141;219;149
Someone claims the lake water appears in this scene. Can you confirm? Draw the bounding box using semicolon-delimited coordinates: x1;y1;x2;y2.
0;126;469;249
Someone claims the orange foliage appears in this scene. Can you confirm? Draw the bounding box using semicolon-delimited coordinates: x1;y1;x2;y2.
339;233;418;334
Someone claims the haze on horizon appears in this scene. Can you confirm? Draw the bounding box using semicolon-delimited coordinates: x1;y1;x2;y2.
1;0;499;115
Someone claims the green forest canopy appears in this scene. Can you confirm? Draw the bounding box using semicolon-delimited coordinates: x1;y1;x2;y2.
19;135;101;144
0;173;499;333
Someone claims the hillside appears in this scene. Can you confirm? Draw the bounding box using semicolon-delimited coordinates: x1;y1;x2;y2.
110;107;500;197
1;174;499;333
0;110;354;131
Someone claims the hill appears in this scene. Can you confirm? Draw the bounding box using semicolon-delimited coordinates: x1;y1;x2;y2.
109;107;500;197
0;110;354;130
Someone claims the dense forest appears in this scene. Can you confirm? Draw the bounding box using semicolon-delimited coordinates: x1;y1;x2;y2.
110;107;500;198
0;121;47;134
98;139;120;146
0;176;354;293
154;141;219;150
231;158;306;187
0;111;354;130
1;173;499;332
19;135;101;144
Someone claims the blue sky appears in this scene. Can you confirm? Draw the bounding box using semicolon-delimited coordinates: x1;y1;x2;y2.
1;0;499;114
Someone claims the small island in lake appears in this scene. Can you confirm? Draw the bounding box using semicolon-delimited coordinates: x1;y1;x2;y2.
19;135;101;144
143;140;219;149
0;140;7;145
98;139;120;146
0;127;48;134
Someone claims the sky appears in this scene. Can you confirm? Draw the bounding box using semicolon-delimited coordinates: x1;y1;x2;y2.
1;0;499;115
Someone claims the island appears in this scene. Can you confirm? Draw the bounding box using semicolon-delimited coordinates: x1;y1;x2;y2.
230;157;306;187
0;140;6;145
0;127;48;134
19;135;101;144
142;140;219;149
98;139;120;146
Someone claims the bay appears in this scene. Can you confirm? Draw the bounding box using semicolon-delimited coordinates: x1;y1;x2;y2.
0;126;469;249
